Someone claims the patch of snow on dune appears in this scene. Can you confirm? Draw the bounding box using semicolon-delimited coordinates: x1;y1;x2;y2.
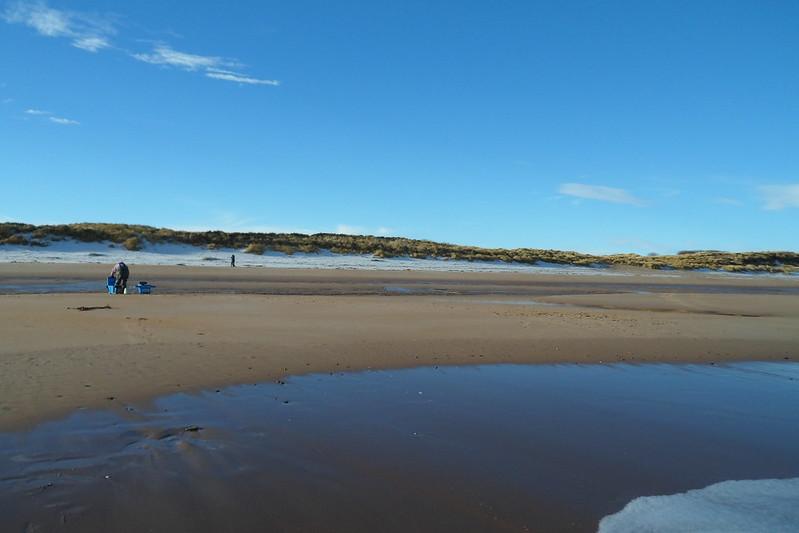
598;477;799;533
0;239;627;275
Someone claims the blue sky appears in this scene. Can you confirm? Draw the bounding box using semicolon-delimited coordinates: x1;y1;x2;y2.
1;0;797;254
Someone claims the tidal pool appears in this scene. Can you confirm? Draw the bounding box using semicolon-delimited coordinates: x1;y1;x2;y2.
1;362;798;532
0;281;104;294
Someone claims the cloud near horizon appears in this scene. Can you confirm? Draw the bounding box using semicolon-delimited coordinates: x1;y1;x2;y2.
760;184;799;210
558;183;644;206
335;224;394;236
176;221;393;236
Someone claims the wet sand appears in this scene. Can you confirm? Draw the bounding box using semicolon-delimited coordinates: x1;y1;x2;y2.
1;263;798;430
2;363;798;532
2;261;799;296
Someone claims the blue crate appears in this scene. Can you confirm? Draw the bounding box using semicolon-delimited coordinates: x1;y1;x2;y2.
136;282;154;294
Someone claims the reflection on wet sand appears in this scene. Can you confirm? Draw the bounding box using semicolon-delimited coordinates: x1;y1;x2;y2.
2;362;798;532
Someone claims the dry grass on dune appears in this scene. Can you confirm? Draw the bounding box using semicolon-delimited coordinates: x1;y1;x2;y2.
1;222;797;273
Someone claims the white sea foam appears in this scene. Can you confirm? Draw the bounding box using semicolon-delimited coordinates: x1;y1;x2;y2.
598;477;799;533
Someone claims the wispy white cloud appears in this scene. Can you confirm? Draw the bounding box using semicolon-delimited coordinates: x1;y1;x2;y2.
3;0;114;52
558;183;644;206
4;2;277;86
132;45;232;71
23;107;79;125
49;116;79;125
713;197;743;206
72;35;109;52
132;45;279;86
760;184;799;210
206;69;280;86
4;1;69;36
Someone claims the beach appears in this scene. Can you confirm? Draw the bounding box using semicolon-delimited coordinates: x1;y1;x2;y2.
3;262;799;532
6;1;798;528
1;262;797;431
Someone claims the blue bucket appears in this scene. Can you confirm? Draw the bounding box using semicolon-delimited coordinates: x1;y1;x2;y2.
136;282;154;294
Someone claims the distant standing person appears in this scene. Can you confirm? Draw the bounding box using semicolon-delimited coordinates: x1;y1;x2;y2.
230;254;236;267
110;261;129;294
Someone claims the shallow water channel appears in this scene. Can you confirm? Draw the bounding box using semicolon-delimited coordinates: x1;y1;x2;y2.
2;362;798;532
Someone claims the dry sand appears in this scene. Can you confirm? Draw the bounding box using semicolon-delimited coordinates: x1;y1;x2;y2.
1;263;797;429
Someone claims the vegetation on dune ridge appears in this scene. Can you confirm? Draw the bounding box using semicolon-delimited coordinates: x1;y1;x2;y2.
1;222;797;273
